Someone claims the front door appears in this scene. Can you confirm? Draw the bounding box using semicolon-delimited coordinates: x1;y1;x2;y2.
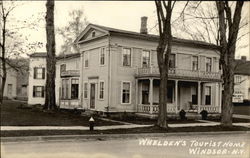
7;84;12;99
90;83;96;109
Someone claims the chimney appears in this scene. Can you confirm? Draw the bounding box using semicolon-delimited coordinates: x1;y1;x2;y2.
241;56;247;61
140;16;148;34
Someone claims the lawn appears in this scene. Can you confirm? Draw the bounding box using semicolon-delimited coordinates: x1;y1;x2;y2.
1;125;249;137
233;105;250;115
0;100;121;126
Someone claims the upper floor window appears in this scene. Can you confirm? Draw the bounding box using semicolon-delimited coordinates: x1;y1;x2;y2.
60;64;66;75
142;50;150;68
169;54;176;68
122;82;131;104
33;86;44;98
91;31;96;37
99;81;104;99
71;79;79;99
84;52;89;68
235;75;242;84
100;47;105;66
205;86;211;105
206;57;212;72
34;67;45;79
122;48;131;67
192;56;199;71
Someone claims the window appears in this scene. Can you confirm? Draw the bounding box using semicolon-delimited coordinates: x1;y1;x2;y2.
169;54;176;68
92;31;96;37
99;81;104;99
71;79;79;99
33;86;44;98
192;56;199;71
60;64;66;75
34;67;45;79
84;52;89;68
141;82;149;104
235;75;242;84
167;86;173;103
206;57;212;72
122;82;131;104
122;48;131;66
191;86;197;104
84;82;88;99
142;50;150;68
100;48;105;65
62;79;70;99
205;86;211;105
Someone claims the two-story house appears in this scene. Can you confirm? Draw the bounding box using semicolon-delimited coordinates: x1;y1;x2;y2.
28;17;222;116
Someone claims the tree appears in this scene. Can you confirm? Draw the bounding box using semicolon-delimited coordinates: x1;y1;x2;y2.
0;0;42;103
44;0;56;110
154;0;175;128
57;9;88;55
216;1;245;126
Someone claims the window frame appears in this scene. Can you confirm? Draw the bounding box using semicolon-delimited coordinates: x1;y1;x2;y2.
99;47;106;66
84;51;89;68
169;53;176;69
192;56;199;71
34;67;45;79
71;78;79;99
205;86;212;105
33;86;44;98
122;47;132;67
205;57;212;72
141;50;151;68
83;82;88;99
121;81;132;104
98;80;105;100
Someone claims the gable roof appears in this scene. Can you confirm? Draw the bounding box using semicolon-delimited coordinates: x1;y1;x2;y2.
235;59;250;75
56;53;80;60
75;23;220;50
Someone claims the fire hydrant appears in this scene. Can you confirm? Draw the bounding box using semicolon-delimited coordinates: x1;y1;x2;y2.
89;117;95;131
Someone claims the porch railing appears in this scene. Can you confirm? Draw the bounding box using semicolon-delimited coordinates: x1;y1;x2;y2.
137;67;221;81
200;106;220;113
60;99;80;109
61;70;80;77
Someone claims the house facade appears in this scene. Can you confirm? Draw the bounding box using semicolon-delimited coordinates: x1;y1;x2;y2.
28;19;223;115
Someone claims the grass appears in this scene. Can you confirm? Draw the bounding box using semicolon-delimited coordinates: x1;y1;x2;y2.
1;125;249;137
0;100;121;126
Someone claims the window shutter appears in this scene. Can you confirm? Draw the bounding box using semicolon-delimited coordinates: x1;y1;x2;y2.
34;68;37;79
42;86;45;97
42;68;45;79
33;86;36;97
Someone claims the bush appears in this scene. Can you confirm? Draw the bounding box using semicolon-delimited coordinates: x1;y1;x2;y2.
179;109;186;120
200;110;208;120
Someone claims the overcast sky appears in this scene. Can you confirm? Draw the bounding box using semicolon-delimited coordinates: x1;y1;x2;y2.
6;1;250;59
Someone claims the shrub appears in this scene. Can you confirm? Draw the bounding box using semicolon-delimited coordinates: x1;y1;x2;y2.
200;110;208;120
179;109;186;120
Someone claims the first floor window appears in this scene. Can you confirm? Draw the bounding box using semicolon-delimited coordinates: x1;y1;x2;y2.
71;79;79;99
141;82;149;104
122;82;130;103
167;86;173;103
122;48;131;66
99;81;104;99
84;82;88;99
62;79;70;99
205;86;211;105
191;86;197;104
33;86;44;98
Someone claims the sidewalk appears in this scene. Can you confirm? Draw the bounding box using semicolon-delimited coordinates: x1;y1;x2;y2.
1;122;250;131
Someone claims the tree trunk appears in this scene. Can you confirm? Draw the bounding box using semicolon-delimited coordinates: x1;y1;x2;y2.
44;0;56;110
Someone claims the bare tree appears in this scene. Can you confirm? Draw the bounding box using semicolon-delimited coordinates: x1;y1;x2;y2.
44;0;56;110
216;1;245;127
57;9;88;55
0;0;42;103
154;0;175;128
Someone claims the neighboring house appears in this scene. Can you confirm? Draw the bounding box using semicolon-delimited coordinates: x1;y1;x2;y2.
233;56;250;103
28;17;223;116
0;64;18;99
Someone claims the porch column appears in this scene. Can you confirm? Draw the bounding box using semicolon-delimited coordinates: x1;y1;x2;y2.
198;81;201;113
219;82;222;113
135;79;138;112
175;80;178;114
149;78;154;114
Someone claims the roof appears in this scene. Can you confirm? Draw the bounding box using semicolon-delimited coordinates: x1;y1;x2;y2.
29;52;47;58
235;59;250;75
76;23;220;50
56;53;80;60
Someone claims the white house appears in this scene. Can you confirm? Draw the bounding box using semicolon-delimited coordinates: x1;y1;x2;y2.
28;17;223;116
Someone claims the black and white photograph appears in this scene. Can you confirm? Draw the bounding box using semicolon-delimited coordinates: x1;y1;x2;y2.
0;1;250;158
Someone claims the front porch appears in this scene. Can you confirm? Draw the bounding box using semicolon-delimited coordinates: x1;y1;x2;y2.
135;79;222;115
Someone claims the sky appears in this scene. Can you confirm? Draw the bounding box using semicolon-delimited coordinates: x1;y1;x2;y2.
4;1;250;59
